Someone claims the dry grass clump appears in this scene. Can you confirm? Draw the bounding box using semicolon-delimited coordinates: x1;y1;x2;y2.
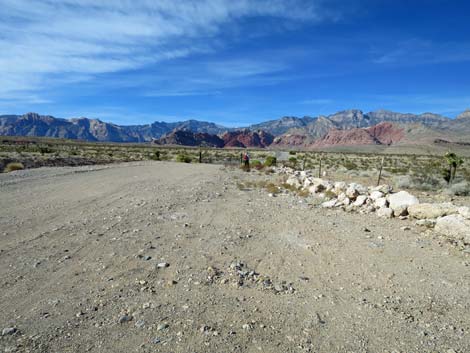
4;162;24;172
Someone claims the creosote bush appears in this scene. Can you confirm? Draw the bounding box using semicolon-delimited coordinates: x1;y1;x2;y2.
176;154;192;163
264;156;277;167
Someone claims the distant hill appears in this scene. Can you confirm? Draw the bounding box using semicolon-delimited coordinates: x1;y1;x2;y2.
155;130;224;148
1;109;470;148
0;113;229;142
312;122;404;147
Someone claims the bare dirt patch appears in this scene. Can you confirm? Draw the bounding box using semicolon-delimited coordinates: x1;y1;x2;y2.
0;161;469;352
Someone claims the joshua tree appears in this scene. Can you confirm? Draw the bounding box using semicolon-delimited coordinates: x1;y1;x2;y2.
444;152;463;184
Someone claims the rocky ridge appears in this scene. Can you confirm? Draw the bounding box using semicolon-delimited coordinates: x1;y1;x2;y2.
277;166;470;244
2;109;470;147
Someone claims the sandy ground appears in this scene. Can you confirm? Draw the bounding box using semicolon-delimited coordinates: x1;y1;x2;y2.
0;161;469;353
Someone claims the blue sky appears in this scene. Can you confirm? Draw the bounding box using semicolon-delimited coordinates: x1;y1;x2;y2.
1;0;469;126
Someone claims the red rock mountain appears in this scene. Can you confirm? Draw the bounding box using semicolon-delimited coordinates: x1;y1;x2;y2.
221;130;274;148
313;122;404;147
155;130;224;147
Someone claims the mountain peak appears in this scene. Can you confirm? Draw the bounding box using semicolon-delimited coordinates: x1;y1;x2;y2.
456;109;470;120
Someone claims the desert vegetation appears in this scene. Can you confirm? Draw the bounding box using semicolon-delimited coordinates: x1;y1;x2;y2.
1;136;469;196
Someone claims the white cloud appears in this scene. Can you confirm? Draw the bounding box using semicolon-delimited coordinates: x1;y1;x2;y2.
371;39;470;65
0;0;328;103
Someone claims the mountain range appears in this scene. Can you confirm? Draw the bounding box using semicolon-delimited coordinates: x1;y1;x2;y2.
1;109;470;148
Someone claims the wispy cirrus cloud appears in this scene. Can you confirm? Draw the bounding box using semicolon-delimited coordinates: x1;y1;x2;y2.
371;38;470;66
0;0;331;104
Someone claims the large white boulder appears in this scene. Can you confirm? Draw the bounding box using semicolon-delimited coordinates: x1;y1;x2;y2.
321;199;338;208
372;184;393;194
408;202;458;220
377;207;393;218
369;191;384;201
345;184;361;200
333;182;347;196
303;177;314;188
435;214;470;243
308;178;329;193
388;191;419;216
286;176;301;189
374;197;388;209
458;206;470;219
353;195;367;207
337;192;351;206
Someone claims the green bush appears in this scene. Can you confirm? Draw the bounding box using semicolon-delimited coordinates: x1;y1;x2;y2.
176;154;192;163
264;156;277;167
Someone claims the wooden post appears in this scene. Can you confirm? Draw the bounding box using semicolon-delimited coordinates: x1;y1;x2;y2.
302;155;306;171
318;154;322;178
199;149;202;163
377;156;385;186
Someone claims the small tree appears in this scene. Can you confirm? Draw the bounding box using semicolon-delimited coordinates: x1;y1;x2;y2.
444;152;463;184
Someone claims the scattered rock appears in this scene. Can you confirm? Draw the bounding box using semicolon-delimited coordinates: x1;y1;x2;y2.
416;219;437;228
408;203;458;220
369;191;384;201
388;191;419;217
286;176;301;189
377;207;393;219
321;199;337;208
242;323;253;330
118;314;133;324
458;206;470;219
353;195;367;207
135;320;145;328
374;197;388;209
435;215;470;243
156;262;170;268
2;327;17;336
157;323;169;331
372;184;393;194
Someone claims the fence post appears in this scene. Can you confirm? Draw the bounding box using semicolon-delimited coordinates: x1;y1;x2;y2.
377;156;385;186
318;154;322;178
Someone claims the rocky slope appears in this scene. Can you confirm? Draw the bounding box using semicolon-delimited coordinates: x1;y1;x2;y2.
313;122;405;147
155;130;224;148
221;130;274;148
249;116;315;135
0;113;228;142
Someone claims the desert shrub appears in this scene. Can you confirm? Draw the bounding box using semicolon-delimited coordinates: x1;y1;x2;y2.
39;146;53;154
288;157;298;168
281;182;299;192
251;159;262;167
343;160;358;170
264;156;277;167
289;151;297;155
264;182;280;194
445;181;470;196
297;188;310;197
393;175;412;189
393;174;446;191
176;154;192;163
4;162;24;172
149;151;160;161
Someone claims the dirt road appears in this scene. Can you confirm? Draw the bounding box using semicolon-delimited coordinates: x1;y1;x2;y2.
0;161;469;353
